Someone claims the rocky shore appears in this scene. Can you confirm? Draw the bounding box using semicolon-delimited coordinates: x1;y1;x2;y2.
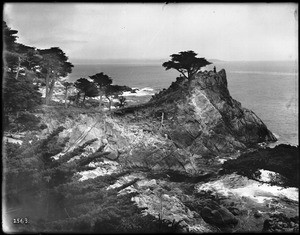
5;69;298;232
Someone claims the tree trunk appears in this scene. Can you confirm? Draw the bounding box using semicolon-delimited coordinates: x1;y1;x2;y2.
98;90;103;109
75;92;80;106
176;69;188;79
46;79;56;105
4;115;9;129
82;94;86;106
64;87;68;108
107;96;112;111
45;71;50;103
15;56;21;80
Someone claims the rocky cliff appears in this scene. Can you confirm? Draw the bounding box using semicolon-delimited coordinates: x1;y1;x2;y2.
6;69;298;233
109;69;277;174
33;69;278;178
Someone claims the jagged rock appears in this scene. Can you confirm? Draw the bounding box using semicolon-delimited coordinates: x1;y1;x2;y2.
34;69;278;179
262;213;299;232
253;210;262;218
200;203;238;228
222;144;299;187
109;69;276;175
195;173;298;232
228;207;241;216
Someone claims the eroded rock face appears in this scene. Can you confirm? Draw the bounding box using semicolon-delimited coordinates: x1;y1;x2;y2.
155;70;276;153
222;144;299;187
104;172;215;232
195;173;299;232
200;202;238;228
263;213;299;233
36;69;277;177
112;69;276;173
24;69;294;233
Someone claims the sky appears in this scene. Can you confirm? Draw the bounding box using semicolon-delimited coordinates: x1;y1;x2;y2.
3;3;298;62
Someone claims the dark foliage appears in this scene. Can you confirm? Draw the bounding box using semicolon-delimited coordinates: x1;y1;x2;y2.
74;78;99;105
89;72;113;88
13;112;41;131
117;96;127;108
55;138;98;165
3;74;42;115
4;124;183;233
3;21;18;51
162;50;211;79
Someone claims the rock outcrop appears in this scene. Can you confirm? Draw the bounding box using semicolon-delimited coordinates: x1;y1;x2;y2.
222;144;299;187
34;69;277;177
263;213;299;233
10;69;297;233
111;69;276;174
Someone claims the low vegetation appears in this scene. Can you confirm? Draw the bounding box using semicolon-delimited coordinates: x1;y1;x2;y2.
4;127;183;233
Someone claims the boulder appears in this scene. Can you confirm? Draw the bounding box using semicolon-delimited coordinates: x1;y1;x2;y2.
263;213;299;233
200;202;238;227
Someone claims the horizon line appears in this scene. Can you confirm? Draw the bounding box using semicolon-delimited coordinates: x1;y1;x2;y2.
71;58;297;65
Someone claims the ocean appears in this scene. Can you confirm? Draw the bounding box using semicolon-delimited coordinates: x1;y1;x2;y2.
67;61;298;146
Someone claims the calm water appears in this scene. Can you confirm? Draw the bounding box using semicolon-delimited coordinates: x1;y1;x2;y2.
68;61;298;146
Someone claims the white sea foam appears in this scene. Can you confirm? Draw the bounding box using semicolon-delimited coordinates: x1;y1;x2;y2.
140;87;154;91
122;87;156;97
196;173;298;204
255;169;282;183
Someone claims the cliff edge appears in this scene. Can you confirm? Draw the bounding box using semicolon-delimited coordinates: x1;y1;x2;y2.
113;69;277;173
28;69;277;177
6;69;297;233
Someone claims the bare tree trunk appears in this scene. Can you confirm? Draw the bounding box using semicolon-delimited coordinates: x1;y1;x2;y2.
5;115;10;129
46;79;55;105
107;97;112;111
75;92;80;106
176;69;188;79
45;71;50;104
64;87;68;108
15;56;21;80
82;94;86;106
99;90;103;109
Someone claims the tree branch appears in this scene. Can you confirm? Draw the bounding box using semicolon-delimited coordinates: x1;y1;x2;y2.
176;69;188;79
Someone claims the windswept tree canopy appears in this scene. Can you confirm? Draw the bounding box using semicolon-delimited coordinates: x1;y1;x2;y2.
20;47;43;72
89;72;113;108
37;47;73;105
104;85;129;111
3;74;42;113
162;50;211;79
62;81;73;89
89;72;113;89
3;21;42;114
74;78;99;98
38;47;73;78
3;21;40;76
105;85;131;97
3;21;18;51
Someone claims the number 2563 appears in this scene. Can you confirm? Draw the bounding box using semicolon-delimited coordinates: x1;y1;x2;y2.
13;218;29;224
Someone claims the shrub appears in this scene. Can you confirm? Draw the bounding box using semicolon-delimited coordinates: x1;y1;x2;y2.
14;112;41;131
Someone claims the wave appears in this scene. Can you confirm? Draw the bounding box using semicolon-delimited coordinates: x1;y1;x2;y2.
140;87;154;91
230;71;297;76
122;87;156;97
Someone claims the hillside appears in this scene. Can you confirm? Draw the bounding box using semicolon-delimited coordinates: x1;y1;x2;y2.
3;69;298;233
